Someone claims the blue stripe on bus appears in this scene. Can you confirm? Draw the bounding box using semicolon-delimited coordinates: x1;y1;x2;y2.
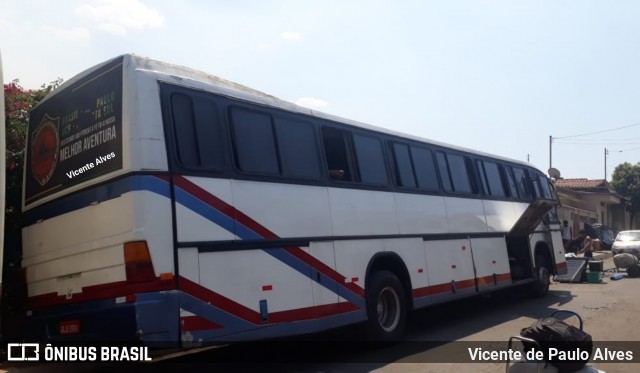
23;175;170;226
182;305;365;342
263;248;366;309
173;186;239;237
25;175;364;313
179;291;256;334
171;183;365;307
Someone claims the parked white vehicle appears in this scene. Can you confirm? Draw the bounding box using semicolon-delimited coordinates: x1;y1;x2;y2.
612;230;640;257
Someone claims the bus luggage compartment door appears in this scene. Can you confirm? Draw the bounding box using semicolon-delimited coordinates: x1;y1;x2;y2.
509;198;557;237
507;198;556;282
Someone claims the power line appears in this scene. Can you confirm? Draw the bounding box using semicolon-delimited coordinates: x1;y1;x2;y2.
554;138;640;145
554;137;640;143
549;121;640;171
555;141;640;146
616;145;640;153
554;121;640;140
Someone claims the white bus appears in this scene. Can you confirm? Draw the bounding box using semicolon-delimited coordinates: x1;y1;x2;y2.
22;54;566;344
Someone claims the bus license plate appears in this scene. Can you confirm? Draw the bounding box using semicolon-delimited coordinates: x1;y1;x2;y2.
59;320;80;335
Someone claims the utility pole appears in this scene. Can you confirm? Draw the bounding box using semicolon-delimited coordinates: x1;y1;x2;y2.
604;148;608;181
549;135;553;170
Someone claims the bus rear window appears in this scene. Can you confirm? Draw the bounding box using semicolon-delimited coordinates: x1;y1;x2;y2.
24;58;123;206
170;93;225;170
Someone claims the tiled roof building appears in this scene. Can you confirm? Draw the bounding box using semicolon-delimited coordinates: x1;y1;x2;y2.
553;178;632;233
554;178;609;192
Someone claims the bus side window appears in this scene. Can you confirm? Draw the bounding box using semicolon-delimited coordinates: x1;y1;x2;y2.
436;152;453;192
353;134;389;185
505;165;519;198
391;143;439;191
230;107;279;175
391;143;417;188
484;160;506;197
170;92;225;170
449;154;473;193
321;126;355;181
511;167;532;200
274;117;321;180
538;174;553;199
410;146;439;191
529;170;542;198
548;179;559;201
476;160;489;195
436;152;473;194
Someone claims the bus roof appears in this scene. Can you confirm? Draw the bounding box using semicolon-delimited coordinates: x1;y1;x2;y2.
38;53;538;172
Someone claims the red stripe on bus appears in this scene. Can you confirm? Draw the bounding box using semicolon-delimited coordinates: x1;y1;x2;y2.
411;273;512;298
476;276;490;287
171;176;366;298
179;276;263;325
412;283;451;298
269;302;360;323
456;279;476;289
180;315;223;332
27;278;175;309
477;273;512;286
283;247;365;298
179;276;360;325
172;176;277;239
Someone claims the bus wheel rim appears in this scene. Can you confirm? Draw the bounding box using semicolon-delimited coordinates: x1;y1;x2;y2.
377;286;400;332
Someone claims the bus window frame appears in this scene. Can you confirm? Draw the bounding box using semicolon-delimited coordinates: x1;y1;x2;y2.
160;83;550;203
388;141;441;193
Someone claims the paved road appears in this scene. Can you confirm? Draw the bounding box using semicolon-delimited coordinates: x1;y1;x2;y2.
4;257;639;373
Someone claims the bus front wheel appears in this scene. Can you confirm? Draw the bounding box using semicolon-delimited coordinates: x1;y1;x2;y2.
366;270;407;340
529;267;550;298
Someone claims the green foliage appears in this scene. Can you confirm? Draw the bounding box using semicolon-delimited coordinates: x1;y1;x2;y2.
610;162;640;228
4;79;62;248
3;78;62;339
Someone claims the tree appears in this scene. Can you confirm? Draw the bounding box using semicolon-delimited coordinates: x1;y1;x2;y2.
610;162;640;229
3;78;62;340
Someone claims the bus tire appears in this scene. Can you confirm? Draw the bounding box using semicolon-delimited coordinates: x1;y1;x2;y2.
366;270;407;340
529;267;550;298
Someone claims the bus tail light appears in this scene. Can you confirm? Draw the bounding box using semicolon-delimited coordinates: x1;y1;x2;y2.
124;241;156;283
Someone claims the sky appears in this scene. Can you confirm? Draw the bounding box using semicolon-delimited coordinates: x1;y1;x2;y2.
2;0;639;180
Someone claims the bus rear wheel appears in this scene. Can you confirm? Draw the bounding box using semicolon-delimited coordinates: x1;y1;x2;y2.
366;270;407;340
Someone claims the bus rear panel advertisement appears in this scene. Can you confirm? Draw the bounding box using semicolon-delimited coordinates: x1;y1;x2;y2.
25;59;123;205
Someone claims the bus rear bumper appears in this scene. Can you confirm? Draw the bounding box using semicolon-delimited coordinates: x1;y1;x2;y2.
24;291;180;345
